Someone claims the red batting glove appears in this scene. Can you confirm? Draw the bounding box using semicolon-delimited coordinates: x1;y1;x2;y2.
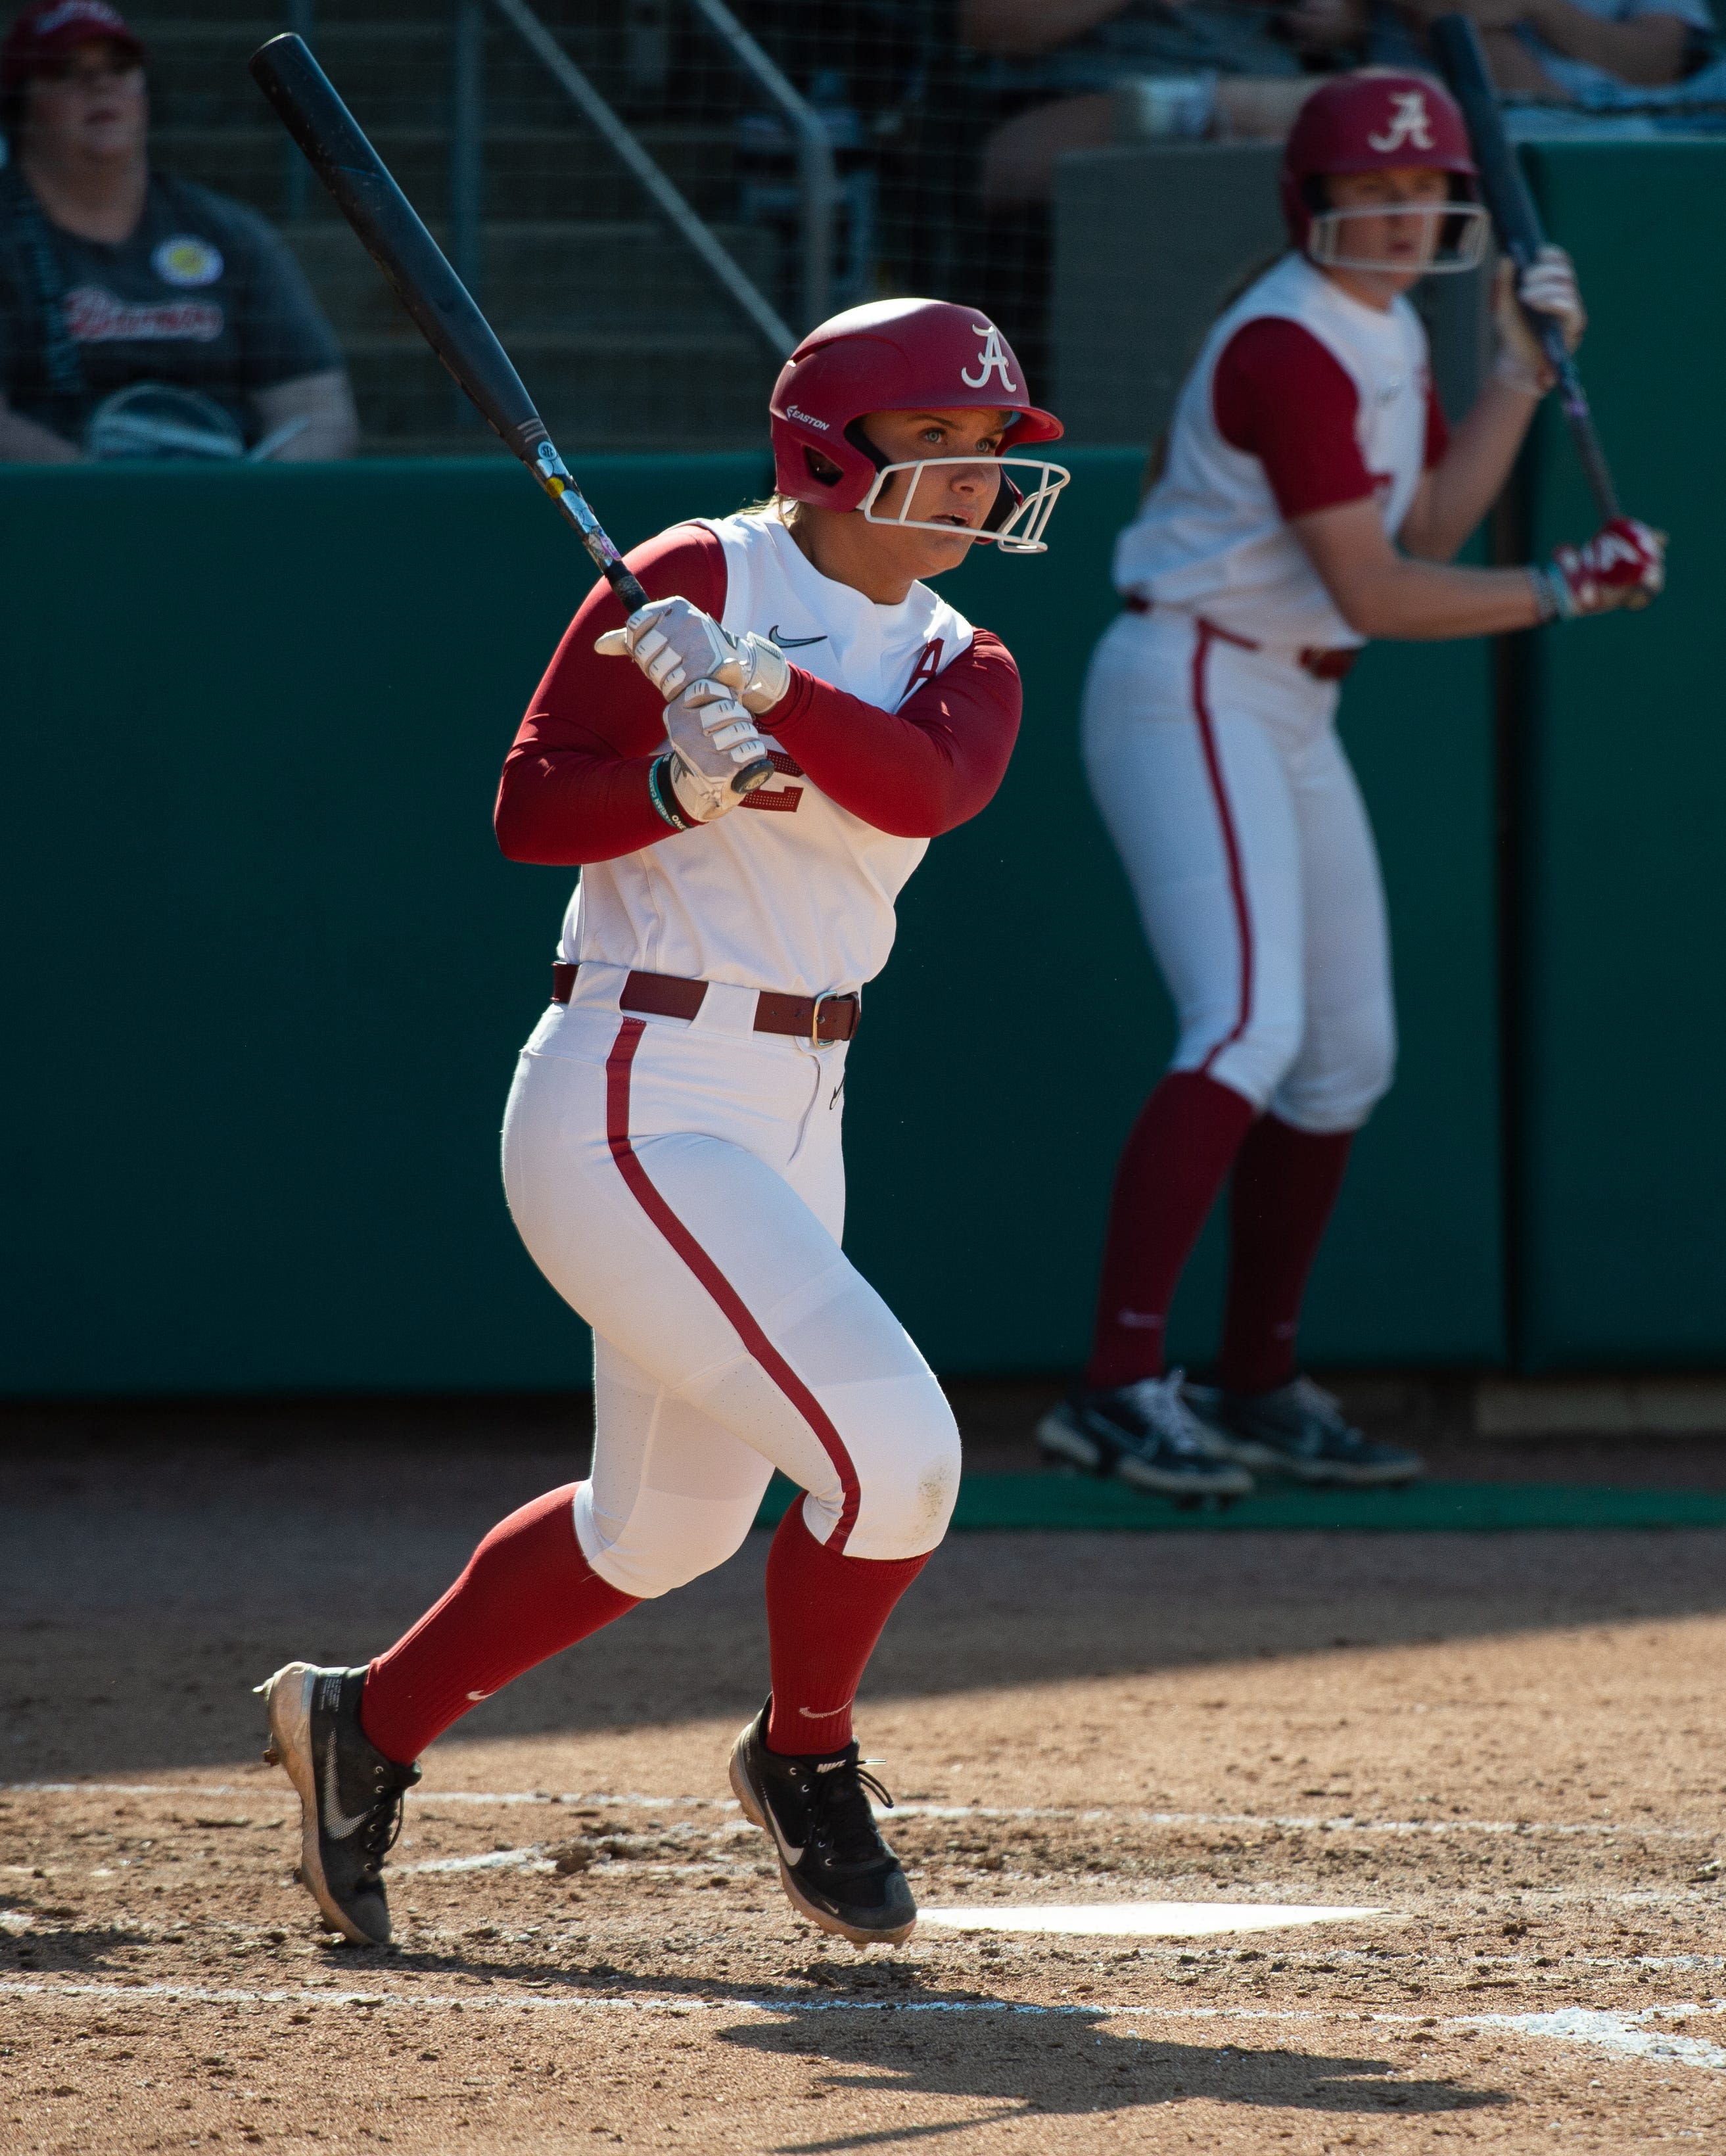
1536;516;1666;621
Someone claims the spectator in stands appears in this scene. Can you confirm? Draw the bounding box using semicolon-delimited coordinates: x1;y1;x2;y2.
948;0;1355;383
1395;0;1721;106
0;0;358;461
960;0;1350;212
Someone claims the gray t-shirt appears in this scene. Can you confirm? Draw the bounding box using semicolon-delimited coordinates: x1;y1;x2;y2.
1516;0;1715;102
964;0;1304;92
0;166;342;448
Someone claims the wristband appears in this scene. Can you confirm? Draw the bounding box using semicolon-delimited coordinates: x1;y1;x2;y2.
647;752;694;832
1528;564;1571;625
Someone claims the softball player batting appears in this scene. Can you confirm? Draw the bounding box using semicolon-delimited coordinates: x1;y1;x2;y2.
1040;71;1664;1501
258;300;1069;1954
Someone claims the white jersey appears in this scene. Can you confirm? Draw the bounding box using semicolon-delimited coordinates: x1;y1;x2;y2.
561;512;974;1000
1114;253;1434;651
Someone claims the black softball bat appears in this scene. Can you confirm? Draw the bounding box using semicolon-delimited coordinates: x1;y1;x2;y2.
248;32;774;793
1430;12;1621;523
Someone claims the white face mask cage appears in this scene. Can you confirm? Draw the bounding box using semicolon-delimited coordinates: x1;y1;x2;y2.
1307;199;1489;276
857;456;1073;555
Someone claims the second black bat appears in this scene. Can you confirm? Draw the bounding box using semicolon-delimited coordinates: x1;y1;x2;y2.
1430;12;1621;522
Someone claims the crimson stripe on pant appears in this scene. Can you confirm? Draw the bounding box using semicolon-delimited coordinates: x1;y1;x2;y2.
1190;619;1255;1078
603;1016;862;1551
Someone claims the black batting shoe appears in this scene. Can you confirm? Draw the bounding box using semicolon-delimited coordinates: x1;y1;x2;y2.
1037;1372;1253;1504
256;1662;420;1946
1183;1376;1426;1488
729;1703;917;1948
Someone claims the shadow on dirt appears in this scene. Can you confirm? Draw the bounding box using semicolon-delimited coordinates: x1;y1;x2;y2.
724;2010;1505;2138
1;1912;1506;2134
6;1426;1726;1778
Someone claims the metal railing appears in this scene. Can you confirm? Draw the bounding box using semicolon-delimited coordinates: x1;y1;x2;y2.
447;0;801;359
685;0;837;335
448;0;485;300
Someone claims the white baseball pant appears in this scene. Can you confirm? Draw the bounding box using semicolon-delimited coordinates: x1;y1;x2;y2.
500;962;960;1599
1082;607;1395;1134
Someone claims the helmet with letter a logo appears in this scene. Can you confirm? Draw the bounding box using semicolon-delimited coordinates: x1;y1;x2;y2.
768;297;1070;553
1281;70;1485;275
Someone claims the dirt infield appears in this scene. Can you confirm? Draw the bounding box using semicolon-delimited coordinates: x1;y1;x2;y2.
3;1411;1724;2153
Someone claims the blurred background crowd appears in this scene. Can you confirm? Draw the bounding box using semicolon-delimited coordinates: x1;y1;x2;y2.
1;0;1721;461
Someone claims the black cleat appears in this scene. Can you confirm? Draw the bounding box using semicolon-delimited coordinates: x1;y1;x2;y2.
1183;1376;1426;1488
1037;1372;1254;1501
256;1662;420;1946
729;1702;917;1948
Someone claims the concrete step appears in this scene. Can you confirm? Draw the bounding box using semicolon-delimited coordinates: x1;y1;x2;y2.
281;217;781;334
142;17;632;129
354;423;758;457
152;119;746;225
342;328;776;450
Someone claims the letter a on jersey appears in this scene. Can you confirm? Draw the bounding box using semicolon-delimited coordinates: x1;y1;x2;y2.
899;638;945;707
1367;91;1434;154
960;324;1019;393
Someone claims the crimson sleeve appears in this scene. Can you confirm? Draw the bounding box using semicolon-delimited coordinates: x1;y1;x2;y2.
493;524;728;866
1423;375;1449;469
1211;317;1376;519
768;628;1021;839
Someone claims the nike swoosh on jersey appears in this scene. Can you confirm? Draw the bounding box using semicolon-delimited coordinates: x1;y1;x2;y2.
768;625;828;648
322;1741;375;1840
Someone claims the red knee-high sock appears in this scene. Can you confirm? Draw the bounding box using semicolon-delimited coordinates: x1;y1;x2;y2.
1217;1115;1354;1395
764;1505;929;1756
1085;1070;1257;1392
360;1484;639;1764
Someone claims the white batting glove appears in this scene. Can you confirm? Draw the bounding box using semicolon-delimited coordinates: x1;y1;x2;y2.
657;677;770;824
596;596;791;715
1492;246;1586;395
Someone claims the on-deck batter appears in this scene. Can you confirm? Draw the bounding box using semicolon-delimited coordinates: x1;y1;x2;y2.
256;298;1069;1953
1040;70;1664;1499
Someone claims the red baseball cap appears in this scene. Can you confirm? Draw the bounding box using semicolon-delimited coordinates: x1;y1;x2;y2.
1;0;145;98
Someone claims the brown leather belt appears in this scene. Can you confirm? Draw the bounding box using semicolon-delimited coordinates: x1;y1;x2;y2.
1122;594;1357;682
551;962;859;1044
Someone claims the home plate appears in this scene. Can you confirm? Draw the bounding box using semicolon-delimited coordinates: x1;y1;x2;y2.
917;1902;1383;1938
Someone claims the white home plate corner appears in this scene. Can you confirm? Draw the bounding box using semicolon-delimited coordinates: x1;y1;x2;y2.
917;1902;1384;1938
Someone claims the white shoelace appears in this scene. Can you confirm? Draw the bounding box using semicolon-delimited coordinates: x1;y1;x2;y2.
1283;1374;1354;1433
1121;1370;1213;1455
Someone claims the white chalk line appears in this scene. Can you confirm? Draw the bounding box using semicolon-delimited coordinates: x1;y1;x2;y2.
11;1895;1721;1980
916;1903;1384;1938
7;1784;1703;1842
0;1980;1722;2069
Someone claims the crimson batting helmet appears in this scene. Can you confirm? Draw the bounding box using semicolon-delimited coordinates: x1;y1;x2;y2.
770;298;1070;554
1282;72;1485;276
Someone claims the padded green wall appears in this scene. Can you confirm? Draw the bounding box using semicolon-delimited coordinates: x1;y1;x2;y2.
1514;143;1726;1368
845;465;1503;1373
0;450;1501;1395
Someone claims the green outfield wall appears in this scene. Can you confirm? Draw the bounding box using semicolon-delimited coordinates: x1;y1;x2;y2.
0;447;1502;1395
10;139;1709;1399
1512;141;1726;1371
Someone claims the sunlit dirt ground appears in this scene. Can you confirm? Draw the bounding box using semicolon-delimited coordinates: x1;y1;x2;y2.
3;1401;1723;2153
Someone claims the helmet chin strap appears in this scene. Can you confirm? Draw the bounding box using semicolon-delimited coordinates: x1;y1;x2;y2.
843;419;891;502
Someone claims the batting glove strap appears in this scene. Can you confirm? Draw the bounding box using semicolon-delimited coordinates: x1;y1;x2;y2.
724;631;792;716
